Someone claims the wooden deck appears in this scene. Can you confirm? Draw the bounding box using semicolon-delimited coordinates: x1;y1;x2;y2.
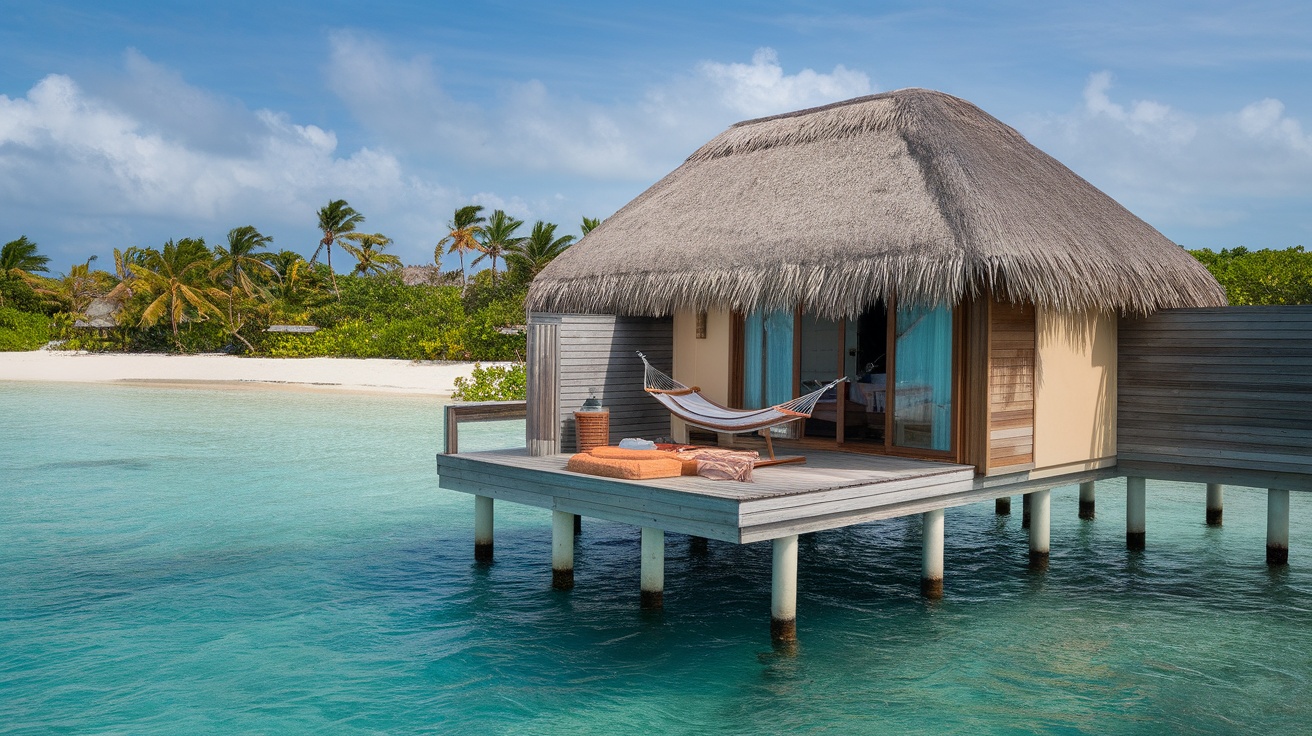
437;448;1004;543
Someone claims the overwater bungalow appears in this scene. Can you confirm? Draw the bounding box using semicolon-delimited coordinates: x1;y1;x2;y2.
438;89;1312;644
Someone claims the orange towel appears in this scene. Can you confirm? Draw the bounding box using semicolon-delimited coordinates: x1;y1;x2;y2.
588;446;699;475
566;453;684;480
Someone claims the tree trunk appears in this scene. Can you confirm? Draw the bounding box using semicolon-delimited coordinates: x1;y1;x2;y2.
327;243;340;298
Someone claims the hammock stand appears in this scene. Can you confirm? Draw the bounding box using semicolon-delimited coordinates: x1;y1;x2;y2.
638;352;846;463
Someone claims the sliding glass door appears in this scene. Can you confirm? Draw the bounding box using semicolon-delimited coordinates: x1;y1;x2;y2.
892;303;954;452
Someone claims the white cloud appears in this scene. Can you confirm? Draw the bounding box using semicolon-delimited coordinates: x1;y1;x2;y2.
1023;72;1312;235
326;36;874;179
0;57;467;267
698;48;873;118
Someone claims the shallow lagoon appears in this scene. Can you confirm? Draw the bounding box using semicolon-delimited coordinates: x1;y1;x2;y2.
1;381;1309;734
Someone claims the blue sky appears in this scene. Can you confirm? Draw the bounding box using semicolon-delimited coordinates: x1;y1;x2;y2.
2;1;1310;272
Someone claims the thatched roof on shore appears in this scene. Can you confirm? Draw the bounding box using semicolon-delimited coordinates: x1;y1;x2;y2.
528;88;1225;317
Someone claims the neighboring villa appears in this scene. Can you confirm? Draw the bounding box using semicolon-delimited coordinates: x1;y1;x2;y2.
439;88;1310;644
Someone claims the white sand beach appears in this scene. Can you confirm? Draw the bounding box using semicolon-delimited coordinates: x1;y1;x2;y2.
0;351;495;396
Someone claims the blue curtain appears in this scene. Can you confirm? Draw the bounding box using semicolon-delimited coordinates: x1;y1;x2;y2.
742;309;794;409
893;303;953;451
743;311;764;409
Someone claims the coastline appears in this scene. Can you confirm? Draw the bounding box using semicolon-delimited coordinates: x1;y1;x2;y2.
0;351;495;396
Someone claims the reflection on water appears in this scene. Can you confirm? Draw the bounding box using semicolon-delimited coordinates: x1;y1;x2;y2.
1;381;1309;735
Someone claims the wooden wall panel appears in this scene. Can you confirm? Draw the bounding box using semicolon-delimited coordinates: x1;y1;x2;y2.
1117;306;1312;490
988;301;1035;470
528;312;674;453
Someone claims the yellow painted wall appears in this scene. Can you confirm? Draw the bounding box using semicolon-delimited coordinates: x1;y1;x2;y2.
1033;308;1117;471
671;308;733;440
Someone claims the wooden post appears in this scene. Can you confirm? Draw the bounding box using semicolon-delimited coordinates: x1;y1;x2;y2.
771;535;799;644
1267;489;1290;566
1206;483;1224;526
474;495;494;563
1022;493;1031;529
995;496;1011;515
1126;476;1146;551
551;510;574;590
574;514;582;535
1029;489;1050;569
641;527;664;609
921;508;944;598
1078;481;1096;520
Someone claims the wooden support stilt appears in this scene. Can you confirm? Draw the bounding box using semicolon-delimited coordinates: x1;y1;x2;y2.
921;508;944;598
474;495;494;563
1267;489;1290;566
771;535;798;645
995;496;1011;515
1126;477;1146;551
574;513;582;535
551;509;574;590
1206;483;1224;527
640;527;664;609
1029;489;1051;570
1022;493;1031;529
1078;481;1096;520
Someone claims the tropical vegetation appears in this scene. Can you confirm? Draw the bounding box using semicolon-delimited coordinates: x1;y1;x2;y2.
0;203;599;362
1189;246;1312;306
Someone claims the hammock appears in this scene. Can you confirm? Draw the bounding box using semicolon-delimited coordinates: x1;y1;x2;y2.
638;352;845;439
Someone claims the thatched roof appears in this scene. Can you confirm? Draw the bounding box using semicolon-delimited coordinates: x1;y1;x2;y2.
528;88;1225;317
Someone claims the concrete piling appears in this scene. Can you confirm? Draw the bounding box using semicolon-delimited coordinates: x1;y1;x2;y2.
1206;483;1224;526
640;527;664;609
921;508;945;598
771;535;799;645
551;510;574;590
1078;481;1096;520
474;495;494;563
1267;489;1290;566
995;496;1011;515
1028;489;1051;570
1126;477;1146;551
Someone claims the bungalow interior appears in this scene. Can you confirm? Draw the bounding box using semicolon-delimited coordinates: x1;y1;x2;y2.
671;294;1116;479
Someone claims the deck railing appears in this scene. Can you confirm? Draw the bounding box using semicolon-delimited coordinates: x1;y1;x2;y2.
443;400;527;454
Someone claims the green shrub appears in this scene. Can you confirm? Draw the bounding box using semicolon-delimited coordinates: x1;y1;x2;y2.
451;363;527;401
0;306;51;351
1191;246;1312;305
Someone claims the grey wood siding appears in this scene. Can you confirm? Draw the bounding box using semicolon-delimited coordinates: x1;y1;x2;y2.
1118;306;1312;491
526;313;674;454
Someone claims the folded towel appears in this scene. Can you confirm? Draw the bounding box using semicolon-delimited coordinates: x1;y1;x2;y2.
618;438;657;450
565;453;683;480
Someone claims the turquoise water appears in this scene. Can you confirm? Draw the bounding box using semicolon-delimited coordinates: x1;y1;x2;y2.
2;381;1310;735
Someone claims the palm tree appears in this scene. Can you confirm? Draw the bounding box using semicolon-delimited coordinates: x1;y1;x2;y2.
211;225;274;297
264;250;310;302
472;209;524;285
104;247;147;304
311;199;365;296
506;221;576;281
436;205;485;294
1;236;50;277
130;238;222;349
340;232;402;276
54;257;104;317
581;217;601;235
0;236;56;309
